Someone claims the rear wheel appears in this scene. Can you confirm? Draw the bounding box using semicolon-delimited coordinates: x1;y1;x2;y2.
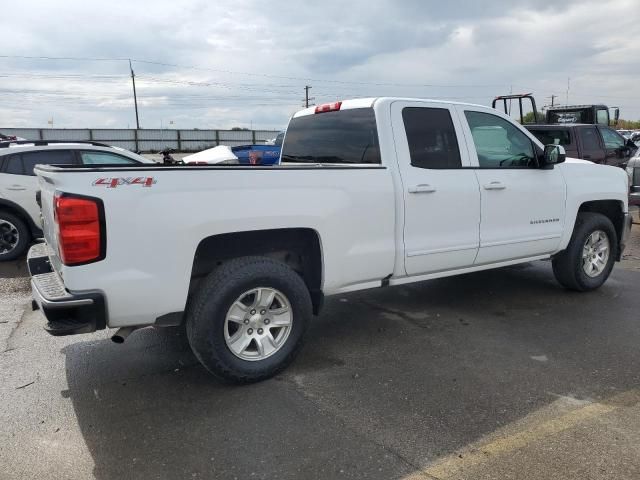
186;256;312;383
0;211;30;262
552;212;617;291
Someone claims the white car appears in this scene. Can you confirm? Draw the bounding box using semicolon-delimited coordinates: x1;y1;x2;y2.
617;129;633;139
0;140;154;260
29;97;631;383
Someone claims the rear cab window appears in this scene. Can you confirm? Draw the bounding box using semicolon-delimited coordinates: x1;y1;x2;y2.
281;108;380;164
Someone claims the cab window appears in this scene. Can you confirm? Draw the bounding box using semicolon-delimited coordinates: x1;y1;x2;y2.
402;107;461;169
21;150;75;175
80;151;138;165
599;128;625;150
4;155;23;175
464;111;536;168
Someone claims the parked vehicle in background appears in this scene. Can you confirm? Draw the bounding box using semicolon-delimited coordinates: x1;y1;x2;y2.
182;143;281;165
265;131;285;146
525;124;637;166
0;133;25;141
182;145;239;164
618;129;633;139
626;148;640;206
545;104;618;126
27;97;631;383
492;94;619;127
0;140;153;261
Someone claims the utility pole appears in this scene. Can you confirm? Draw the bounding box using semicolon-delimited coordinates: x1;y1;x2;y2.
129;59;140;129
303;85;314;108
566;77;570;106
550;94;557;106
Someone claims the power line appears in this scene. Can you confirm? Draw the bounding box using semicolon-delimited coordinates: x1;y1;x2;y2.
0;54;529;89
0;55;128;62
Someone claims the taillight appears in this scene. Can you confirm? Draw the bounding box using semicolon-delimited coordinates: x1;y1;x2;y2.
315;101;342;114
54;193;105;265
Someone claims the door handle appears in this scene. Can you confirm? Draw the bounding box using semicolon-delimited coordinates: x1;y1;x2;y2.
583;155;592;159
483;181;506;190
408;184;437;194
6;185;26;191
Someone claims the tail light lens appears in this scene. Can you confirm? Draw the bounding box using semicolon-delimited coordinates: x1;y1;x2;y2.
54;193;105;265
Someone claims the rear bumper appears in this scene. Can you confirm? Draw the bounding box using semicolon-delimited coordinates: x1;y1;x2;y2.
28;243;106;336
629;191;640;206
618;212;633;260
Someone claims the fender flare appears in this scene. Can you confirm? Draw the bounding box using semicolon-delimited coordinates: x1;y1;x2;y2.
0;198;42;237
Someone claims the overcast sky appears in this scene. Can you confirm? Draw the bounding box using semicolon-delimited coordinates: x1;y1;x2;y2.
0;0;638;130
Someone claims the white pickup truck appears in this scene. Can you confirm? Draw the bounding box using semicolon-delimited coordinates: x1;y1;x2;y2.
28;97;631;383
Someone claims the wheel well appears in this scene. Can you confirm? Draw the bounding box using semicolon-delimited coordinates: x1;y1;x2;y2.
577;200;625;244
0;201;38;238
189;228;323;314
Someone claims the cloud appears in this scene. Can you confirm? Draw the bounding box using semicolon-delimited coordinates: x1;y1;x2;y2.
0;0;638;130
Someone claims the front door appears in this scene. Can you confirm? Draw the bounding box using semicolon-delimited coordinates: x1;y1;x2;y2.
456;106;566;265
599;127;628;167
392;101;480;276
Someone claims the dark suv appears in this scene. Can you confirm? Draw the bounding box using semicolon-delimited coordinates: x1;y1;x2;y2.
525;124;636;167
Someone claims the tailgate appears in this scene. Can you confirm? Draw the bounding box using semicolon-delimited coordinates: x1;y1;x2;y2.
35;168;61;270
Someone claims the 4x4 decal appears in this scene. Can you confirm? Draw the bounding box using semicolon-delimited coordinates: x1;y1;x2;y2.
93;177;157;188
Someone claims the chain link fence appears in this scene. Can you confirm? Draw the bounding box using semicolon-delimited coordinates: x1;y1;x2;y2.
0;128;280;153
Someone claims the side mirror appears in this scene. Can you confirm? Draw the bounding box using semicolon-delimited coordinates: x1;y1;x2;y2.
542;144;566;167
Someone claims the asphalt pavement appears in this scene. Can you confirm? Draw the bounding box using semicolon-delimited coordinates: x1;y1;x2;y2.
2;231;640;479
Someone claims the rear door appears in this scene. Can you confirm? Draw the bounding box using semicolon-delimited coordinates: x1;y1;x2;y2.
577;126;606;163
0;154;34;218
0;150;76;225
456;106;566;265
391;101;480;275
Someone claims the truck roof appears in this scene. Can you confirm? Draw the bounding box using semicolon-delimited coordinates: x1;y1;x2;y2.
546;104;608;110
293;97;488;118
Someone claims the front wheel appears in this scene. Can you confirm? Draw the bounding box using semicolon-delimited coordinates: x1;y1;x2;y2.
186;256;312;383
552;212;617;291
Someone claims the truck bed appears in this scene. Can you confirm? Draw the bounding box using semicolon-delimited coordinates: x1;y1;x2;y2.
34;162;397;327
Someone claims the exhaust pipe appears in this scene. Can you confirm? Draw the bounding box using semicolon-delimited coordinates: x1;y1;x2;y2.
111;326;138;344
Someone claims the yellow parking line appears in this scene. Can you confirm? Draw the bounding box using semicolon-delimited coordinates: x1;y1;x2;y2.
405;389;640;480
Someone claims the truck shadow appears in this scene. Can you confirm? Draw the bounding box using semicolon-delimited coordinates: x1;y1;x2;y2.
61;262;640;479
0;257;28;279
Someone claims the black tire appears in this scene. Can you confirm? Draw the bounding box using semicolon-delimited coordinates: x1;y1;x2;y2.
0;211;30;262
186;256;312;383
552;212;617;291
